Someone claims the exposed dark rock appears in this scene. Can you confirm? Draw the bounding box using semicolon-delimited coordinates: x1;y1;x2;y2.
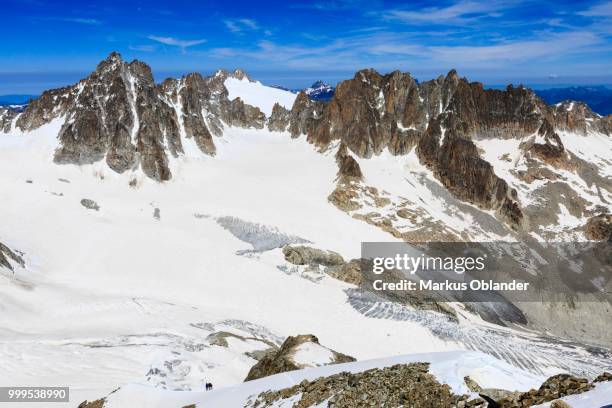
12;53;271;181
418;126;523;229
594;371;612;382
282;245;363;285
550;400;572;408
249;362;480;408
6;55;610;234
553;101;599;135
327;259;363;286
0;241;25;271
0;107;19;132
267;103;290;131
496;373;593;407
335;143;363;181
464;376;482;392
78;399;105;408
206;331;277;350
585;214;612;241
226;97;266;129
278;68;610;230
245;334;355;381
288;92;325;139
282;245;345;267
80;198;100;211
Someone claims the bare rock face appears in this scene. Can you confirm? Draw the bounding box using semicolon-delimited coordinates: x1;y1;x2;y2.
495;373;593;407
249;362;478;408
282;245;345;267
80;199;100;211
16;86;74;131
267;103;290;131
585;214;612;241
0;107;19;133
0;241;25;272
278;68;612;230
289;92;325;138
335;143;363;181
244;334;355;381
77;399;105;408
12;53;269;181
6;56;610;233
553;101;599;135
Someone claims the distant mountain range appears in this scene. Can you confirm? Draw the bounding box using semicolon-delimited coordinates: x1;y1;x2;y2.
3;84;612;115
534;86;612;116
271;81;335;101
301;80;335;101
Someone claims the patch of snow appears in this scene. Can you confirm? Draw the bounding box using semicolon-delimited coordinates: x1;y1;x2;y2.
224;77;297;116
291;341;335;366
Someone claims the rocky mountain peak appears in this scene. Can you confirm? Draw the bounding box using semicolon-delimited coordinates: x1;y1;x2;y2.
4;56;611;234
310;80;327;87
232;68;251;81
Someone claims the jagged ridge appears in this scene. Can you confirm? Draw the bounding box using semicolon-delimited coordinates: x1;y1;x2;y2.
2;53;610;230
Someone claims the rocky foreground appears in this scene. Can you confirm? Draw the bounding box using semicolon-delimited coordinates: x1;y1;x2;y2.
78;350;612;408
246;368;612;408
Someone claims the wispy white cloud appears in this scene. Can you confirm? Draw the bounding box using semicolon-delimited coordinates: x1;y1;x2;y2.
204;27;606;74
382;1;509;25
64;17;101;25
147;35;207;49
578;1;612;17
426;31;602;64
224;18;259;33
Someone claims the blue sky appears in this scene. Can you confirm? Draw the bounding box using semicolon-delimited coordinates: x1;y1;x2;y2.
1;0;611;94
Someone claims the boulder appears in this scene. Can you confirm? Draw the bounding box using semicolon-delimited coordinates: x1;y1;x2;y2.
244;334;355;381
585;214;612;241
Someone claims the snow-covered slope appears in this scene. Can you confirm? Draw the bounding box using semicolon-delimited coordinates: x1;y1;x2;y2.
0;123;450;406
224;77;297;116
1;122;610;407
100;351;546;408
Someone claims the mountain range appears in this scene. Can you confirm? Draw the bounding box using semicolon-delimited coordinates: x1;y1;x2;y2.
1;52;611;407
535;85;612;116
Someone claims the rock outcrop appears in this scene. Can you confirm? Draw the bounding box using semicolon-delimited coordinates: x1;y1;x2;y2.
0;241;24;271
80;199;100;211
464;372;609;407
495;373;593;407
282;246;345;267
0;107;19;133
270;69;611;231
248;362;483;408
77;399;105;408
585;213;612;241
9;52;266;181
245;334;355;381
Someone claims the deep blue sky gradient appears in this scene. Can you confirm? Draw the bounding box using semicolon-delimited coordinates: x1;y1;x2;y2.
1;0;611;94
